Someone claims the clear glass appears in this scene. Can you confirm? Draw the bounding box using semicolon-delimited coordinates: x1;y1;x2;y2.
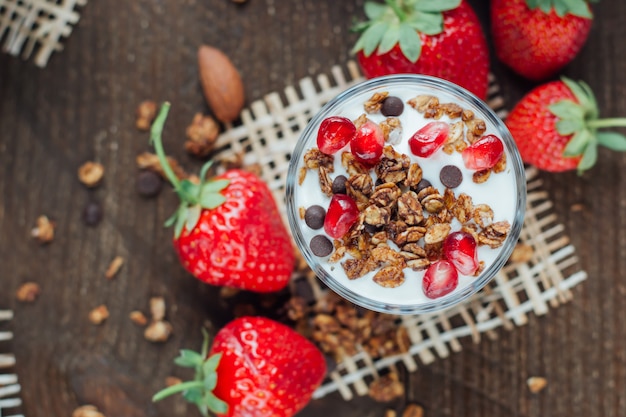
286;74;526;315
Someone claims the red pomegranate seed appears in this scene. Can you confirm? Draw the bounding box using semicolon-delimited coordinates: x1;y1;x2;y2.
323;194;359;239
317;116;356;155
462;134;504;170
423;260;459;299
350;119;384;166
442;231;479;276
408;121;449;157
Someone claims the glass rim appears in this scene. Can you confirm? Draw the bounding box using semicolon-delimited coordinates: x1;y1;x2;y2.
286;74;527;315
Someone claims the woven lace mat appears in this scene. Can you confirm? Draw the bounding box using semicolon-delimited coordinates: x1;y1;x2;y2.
0;0;86;67
212;61;588;401
0;309;23;417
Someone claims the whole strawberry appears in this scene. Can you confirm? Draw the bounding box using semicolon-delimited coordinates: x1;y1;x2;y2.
491;0;598;81
352;0;489;99
506;77;626;173
150;103;295;292
153;316;327;417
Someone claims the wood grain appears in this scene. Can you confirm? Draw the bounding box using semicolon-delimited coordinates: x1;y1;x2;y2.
1;1;625;416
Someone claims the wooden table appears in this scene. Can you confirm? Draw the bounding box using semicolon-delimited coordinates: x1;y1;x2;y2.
1;1;625;416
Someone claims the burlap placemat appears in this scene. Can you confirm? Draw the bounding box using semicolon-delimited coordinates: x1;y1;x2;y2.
0;0;86;67
0;309;23;417
212;61;587;401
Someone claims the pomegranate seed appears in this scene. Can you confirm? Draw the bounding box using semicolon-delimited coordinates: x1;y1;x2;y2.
350;119;384;166
408;121;449;157
422;260;459;299
323;194;359;239
317;116;356;155
462;134;504;170
443;231;479;276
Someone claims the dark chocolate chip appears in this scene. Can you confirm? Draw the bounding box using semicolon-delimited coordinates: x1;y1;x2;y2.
364;223;382;234
304;205;326;229
293;278;315;304
415;178;432;193
331;175;348;194
381;96;404;117
310;235;333;257
82;201;103;226
136;170;164;198
440;165;463;188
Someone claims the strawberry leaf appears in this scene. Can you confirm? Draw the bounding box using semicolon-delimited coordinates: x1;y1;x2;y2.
204;373;218;391
407;12;443;35
412;0;460;12
185;204;202;232
577;142;598;173
549;100;584;121
562;77;596;114
526;0;593;18
398;24;422;62
563;129;592;156
556;118;585;135
364;1;388;19
174;206;187;238
175;349;204;367
353;21;390;56
204;392;228;414
597;131;626;151
378;24;401;54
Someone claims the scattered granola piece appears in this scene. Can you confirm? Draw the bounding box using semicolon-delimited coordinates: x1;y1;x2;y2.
384;410;397;417
88;305;110;325
78;161;105;188
165;376;183;387
129;310;148;326
16;282;41;302
402;403;424;417
219;286;241;298
509;243;534;263
185;113;220;157
527;376;548;393
104;256;124;280
136;152;188;180
31;215;55;243
72;404;106;417
368;371;405;402
149;296;166;322
135;100;158;131
364;91;389;113
144;320;173;342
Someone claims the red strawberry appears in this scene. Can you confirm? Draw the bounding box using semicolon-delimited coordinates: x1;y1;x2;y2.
150;103;295;292
491;0;597;81
352;0;489;99
153;316;326;417
506;77;626;173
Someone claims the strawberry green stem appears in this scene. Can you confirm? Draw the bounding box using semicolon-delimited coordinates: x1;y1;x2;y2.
385;0;406;20
152;380;205;402
150;102;196;203
587;118;626;129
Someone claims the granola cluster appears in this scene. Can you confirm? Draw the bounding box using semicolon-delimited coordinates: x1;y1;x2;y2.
299;91;512;289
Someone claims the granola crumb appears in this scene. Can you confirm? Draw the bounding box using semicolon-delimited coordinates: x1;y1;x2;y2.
129;310;148;326
149;296;166;322
72;404;106;417
16;282;41;302
509;243;534;263
527;376;548;393
135;100;158;131
368;371;405;402
402;404;424;417
136;152;188;180
104;256;124;279
384;410;397;417
185;113;220;157
88;305;110;325
165;376;183;387
219;286;241;298
78;161;105;188
144;320;173;342
31;215;55;243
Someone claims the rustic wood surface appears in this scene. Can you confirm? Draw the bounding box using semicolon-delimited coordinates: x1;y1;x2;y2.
1;1;625;416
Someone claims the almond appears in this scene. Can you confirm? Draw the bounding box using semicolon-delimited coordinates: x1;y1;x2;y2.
197;45;245;123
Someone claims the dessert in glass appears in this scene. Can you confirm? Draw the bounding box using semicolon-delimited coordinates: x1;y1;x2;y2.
286;75;526;315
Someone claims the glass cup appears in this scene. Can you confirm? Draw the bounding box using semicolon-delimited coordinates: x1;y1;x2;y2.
286;74;526;315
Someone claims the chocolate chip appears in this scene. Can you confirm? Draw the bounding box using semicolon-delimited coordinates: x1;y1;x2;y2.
310;235;333;257
136;170;163;198
82;201;103;226
293;278;315;304
381;96;404;117
440;165;463;188
331;175;348;194
415;178;432;193
304;205;326;229
364;223;382;234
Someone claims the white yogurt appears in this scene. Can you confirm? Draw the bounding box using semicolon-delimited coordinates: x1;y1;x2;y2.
287;75;525;314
